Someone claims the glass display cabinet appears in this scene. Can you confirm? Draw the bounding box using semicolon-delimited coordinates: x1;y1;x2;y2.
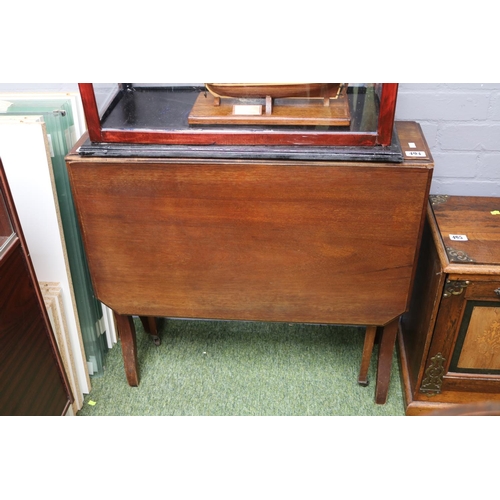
0;158;73;415
78;83;399;156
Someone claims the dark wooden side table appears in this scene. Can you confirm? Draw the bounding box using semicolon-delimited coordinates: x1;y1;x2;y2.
66;121;433;404
400;195;500;415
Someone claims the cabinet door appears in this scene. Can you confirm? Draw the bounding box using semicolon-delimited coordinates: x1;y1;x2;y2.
420;278;500;396
0;159;72;415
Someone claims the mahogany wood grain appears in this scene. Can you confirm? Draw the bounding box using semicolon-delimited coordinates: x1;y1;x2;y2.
77;83;398;147
375;318;399;404
78;83;103;143
358;325;377;386
0;195;12;235
67;158;431;325
114;313;139;386
0;160;73;415
139;316;159;336
100;128;382;147
66;121;433;404
376;84;399;146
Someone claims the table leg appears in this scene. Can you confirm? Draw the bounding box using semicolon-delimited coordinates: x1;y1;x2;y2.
139;316;161;346
358;325;377;386
375;317;399;404
114;312;139;387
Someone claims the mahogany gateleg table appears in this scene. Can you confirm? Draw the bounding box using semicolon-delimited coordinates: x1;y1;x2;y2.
66;122;433;404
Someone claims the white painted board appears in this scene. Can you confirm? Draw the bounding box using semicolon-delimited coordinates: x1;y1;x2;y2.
0;116;90;394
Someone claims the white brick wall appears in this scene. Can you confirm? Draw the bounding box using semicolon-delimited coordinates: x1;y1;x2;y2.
396;83;500;196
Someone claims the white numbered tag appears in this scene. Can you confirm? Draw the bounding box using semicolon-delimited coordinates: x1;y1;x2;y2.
405;151;426;157
449;234;468;241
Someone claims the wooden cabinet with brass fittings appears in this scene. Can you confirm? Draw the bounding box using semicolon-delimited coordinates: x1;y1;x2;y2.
399;195;500;415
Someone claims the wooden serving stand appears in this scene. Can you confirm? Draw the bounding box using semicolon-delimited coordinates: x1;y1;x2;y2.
188;87;351;127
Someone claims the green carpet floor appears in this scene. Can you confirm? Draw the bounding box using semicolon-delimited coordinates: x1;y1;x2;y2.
77;318;406;416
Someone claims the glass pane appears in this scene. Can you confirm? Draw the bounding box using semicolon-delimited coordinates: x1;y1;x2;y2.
3;99;109;376
96;83;381;134
93;83;121;118
0;188;15;254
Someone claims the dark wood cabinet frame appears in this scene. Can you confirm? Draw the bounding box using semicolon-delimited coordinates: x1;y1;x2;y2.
78;83;399;147
0;160;73;415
